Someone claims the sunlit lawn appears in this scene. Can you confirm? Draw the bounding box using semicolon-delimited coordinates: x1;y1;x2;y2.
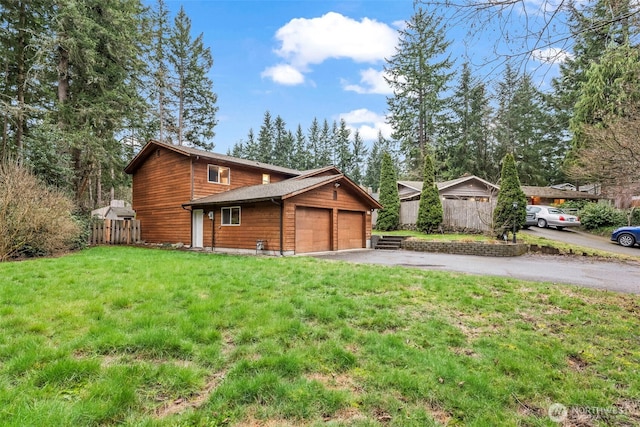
1;246;639;426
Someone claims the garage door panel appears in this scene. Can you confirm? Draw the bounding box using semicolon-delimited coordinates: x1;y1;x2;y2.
296;207;331;253
338;211;364;250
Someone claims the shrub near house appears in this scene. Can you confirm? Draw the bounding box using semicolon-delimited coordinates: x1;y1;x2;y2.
0;163;81;260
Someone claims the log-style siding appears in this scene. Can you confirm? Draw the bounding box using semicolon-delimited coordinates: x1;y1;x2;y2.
191;159;291;199
131;148;192;244
128;142;378;251
202;201;282;251
283;183;373;252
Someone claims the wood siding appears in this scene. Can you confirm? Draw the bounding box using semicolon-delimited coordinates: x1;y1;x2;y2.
191;159;291;199
204;201;282;251
283;183;372;252
441;181;496;200
131;147;192;243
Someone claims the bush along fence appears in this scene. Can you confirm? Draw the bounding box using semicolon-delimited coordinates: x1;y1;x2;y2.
90;219;140;245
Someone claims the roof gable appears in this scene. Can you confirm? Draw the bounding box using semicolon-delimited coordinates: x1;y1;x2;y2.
184;174;382;209
124;140;301;176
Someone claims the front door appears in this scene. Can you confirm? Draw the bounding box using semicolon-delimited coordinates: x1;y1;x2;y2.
192;209;204;248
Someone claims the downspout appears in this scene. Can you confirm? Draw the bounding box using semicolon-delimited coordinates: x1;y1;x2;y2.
181;204;192;247
270;198;283;256
210;210;215;250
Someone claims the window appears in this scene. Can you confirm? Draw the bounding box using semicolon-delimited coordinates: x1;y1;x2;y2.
221;207;240;225
208;165;230;185
262;174;270;185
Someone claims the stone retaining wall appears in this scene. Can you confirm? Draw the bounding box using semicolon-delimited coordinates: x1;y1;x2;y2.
402;238;529;257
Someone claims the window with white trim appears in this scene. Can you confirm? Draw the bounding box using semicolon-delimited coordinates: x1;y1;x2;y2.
262;174;270;184
221;207;240;225
208;165;230;185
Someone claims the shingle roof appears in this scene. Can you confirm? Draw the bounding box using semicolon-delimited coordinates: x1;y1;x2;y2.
398;175;499;193
184;175;341;206
125;140;302;176
522;186;600;200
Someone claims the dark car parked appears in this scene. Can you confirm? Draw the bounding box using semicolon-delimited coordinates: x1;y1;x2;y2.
611;226;640;247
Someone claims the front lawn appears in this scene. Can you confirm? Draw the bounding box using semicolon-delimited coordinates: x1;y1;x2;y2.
1;246;639;426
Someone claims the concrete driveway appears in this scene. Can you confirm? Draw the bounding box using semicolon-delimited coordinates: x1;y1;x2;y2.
522;226;640;257
312;249;640;294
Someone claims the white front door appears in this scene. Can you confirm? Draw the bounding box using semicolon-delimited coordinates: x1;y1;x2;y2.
192;209;204;248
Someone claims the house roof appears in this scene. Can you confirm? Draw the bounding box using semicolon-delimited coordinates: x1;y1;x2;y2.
109;206;136;218
522;186;600;200
183;174;382;209
124;140;302;176
398;175;500;200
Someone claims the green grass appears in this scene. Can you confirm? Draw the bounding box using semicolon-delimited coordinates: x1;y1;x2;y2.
1;246;639;426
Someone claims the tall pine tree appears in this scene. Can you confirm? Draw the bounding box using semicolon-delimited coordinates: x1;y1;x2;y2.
385;7;453;178
167;6;218;148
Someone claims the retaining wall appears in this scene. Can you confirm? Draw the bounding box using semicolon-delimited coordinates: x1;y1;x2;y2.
402;238;529;257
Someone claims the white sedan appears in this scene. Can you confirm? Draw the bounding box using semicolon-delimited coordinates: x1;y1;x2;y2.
526;205;581;230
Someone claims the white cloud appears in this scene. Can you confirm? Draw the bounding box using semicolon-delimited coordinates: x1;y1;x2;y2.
342;68;393;95
260;64;305;85
339;108;393;140
262;12;398;84
531;47;573;64
274;12;397;68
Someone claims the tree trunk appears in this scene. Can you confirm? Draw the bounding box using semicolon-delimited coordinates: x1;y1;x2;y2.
15;1;27;165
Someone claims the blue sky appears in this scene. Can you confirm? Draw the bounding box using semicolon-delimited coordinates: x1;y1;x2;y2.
160;0;566;154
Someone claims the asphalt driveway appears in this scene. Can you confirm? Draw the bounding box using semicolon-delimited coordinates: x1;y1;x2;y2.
312;249;640;294
522;226;640;257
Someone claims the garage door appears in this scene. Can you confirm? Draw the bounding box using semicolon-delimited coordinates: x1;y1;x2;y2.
338;210;364;250
295;207;331;253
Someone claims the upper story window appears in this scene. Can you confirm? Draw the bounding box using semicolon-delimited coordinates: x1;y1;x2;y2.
262;174;270;185
208;165;230;185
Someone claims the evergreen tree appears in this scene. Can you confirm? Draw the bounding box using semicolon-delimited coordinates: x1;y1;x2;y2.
416;154;443;233
364;131;394;192
292;124;309;170
492;66;564;185
349;129;368;184
0;0;49;163
307;117;321;168
334;118;352;172
167;6;218;148
257;111;274;163
271;115;293;167
385;6;453;178
53;0;146;205
243;128;259;160
493;153;527;238
147;0;175;143
376;152;400;231
317;119;332;166
444;63;493;180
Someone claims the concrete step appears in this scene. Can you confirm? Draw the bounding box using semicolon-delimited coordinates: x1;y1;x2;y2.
374;235;405;250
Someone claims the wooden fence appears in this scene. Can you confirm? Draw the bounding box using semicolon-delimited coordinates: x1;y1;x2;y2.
90;219;141;245
374;199;496;232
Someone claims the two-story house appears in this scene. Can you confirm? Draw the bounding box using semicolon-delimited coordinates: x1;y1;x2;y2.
124;140;381;254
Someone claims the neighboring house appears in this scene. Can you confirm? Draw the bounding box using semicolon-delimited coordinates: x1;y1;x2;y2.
124;140;381;254
373;175;499;231
91;200;135;220
522;186;600;205
398;175;499;202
